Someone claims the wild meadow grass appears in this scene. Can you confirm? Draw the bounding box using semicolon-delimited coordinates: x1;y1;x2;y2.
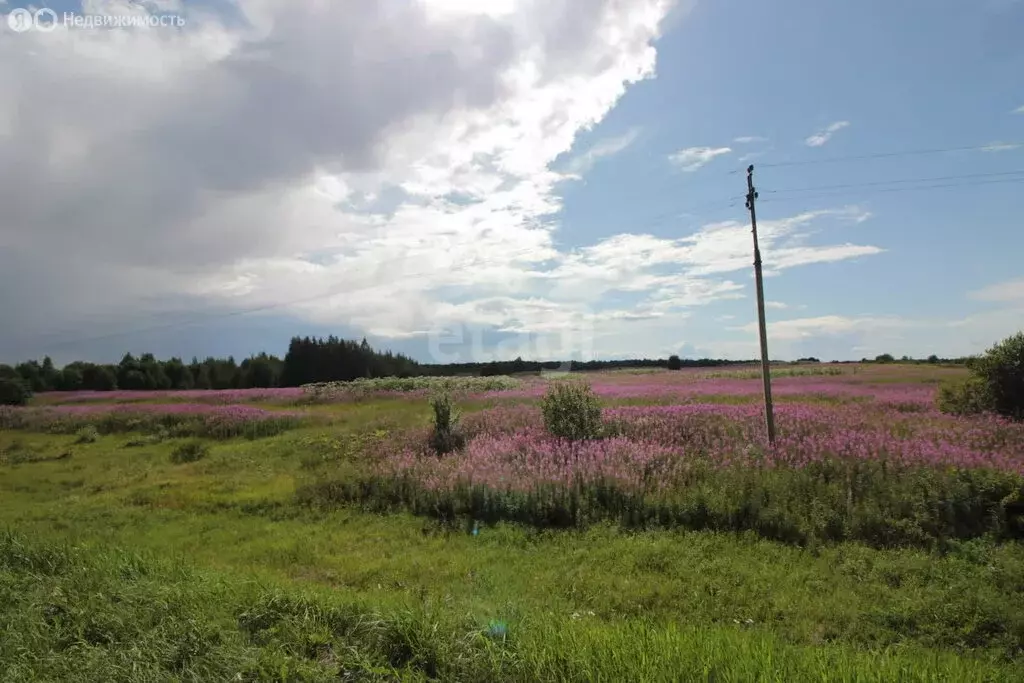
2;365;1023;680
0;403;305;440
695;366;852;379
301;375;521;401
34;387;306;405
301;401;1024;547
30;375;522;408
3;531;1019;682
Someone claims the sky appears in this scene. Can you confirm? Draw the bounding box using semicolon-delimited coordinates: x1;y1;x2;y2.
1;0;1022;365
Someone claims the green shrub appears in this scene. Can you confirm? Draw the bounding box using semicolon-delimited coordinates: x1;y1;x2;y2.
428;391;465;455
971;332;1024;420
937;332;1024;420
170;440;210;464
0;377;30;406
937;377;993;417
667;355;682;370
541;380;602;441
74;425;100;444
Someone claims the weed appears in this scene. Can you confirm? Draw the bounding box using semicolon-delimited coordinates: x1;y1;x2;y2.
428;391;465;455
74;425;100;444
170;440;210;464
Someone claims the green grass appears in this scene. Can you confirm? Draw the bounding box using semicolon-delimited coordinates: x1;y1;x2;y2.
4;532;1017;682
0;407;305;440
299;461;1024;549
698;367;852;379
2;397;1023;681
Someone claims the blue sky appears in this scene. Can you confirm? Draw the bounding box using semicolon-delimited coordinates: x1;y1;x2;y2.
555;0;1024;359
1;0;1022;364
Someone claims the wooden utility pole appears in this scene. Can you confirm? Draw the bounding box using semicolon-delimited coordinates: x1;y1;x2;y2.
745;165;776;445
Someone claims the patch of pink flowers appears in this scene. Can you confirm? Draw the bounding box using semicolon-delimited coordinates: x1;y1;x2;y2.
382;429;682;493
377;399;1024;496
481;376;936;406
39;402;301;418
44;388;304;405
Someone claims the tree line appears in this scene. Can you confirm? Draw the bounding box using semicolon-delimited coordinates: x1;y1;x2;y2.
0;333;969;395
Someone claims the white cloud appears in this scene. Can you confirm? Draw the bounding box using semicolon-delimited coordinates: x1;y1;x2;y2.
1014;105;1024;114
944;307;1024;353
669;145;732;171
981;142;1022;152
13;2;985;364
969;277;1024;302
731;315;911;340
563;128;641;176
675;207;878;276
540;206;878;297
804;120;850;147
723;306;1024;361
733;136;767;144
0;0;683;359
765;301;788;309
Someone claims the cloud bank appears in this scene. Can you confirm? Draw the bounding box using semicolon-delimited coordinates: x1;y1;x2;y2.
0;1;893;363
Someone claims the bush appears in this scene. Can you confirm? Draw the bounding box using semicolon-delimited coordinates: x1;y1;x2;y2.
74;426;100;444
937;377;993;417
541;380;602;441
667;355;682;371
937;332;1024;420
972;332;1024;420
170;440;210;464
0;377;30;406
428;391;465;455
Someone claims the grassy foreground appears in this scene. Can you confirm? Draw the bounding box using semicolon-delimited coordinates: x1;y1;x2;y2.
2;388;1024;681
2;528;1022;682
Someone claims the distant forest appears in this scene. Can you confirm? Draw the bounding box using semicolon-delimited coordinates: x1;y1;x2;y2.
0;336;971;393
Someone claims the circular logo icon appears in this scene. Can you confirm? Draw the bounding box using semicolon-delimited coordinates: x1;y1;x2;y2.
7;7;33;32
34;8;58;32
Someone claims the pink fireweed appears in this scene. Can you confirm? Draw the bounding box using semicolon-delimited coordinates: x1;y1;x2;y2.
606;403;1024;473
377;429;684;494
481;377;937;406
374;401;1024;498
45;388;305;405
0;402;305;439
39;402;299;417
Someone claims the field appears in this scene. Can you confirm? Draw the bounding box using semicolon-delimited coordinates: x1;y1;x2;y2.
2;363;1024;681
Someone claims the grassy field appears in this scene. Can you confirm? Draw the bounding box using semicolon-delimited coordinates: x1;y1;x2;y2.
2;364;1023;681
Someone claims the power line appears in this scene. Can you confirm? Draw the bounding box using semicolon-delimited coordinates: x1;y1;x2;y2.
762;169;1024;196
757;176;1024;205
731;142;1023;173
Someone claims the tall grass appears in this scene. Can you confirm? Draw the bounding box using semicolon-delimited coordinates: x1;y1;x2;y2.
298;456;1024;548
0;533;1017;682
0;405;303;440
697;367;850;380
301;375;520;401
